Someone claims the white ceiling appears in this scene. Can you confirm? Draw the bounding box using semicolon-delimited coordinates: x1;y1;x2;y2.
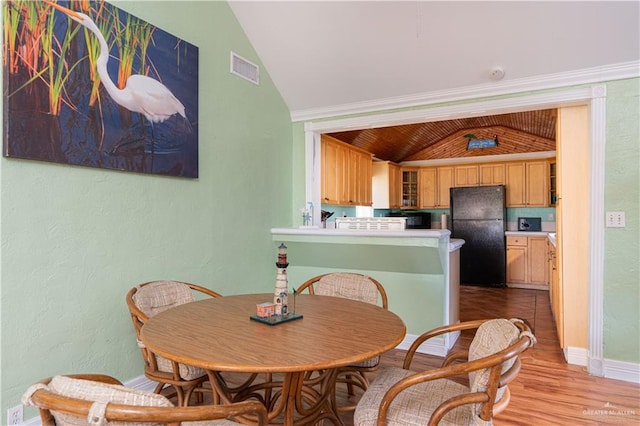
229;1;639;118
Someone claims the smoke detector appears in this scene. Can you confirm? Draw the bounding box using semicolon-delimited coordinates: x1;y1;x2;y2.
489;66;505;81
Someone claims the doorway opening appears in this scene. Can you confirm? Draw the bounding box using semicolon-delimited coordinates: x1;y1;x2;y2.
303;86;607;375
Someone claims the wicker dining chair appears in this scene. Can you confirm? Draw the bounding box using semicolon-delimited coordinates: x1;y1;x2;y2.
126;280;223;406
22;374;268;426
353;318;537;425
296;272;389;412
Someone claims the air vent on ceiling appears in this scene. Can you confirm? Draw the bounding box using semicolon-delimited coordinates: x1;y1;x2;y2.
230;51;259;85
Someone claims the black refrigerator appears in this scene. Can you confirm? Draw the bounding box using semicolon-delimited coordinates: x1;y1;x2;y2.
450;185;506;287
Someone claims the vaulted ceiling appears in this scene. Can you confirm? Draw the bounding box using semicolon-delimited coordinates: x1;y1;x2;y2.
326;109;557;163
229;2;639;116
229;2;636;163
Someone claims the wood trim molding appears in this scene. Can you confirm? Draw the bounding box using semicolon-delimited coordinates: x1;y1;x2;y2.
588;85;607;377
293;61;638;122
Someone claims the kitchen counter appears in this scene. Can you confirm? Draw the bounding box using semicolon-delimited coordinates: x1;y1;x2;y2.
505;231;551;237
271;227;463;355
272;227;464;252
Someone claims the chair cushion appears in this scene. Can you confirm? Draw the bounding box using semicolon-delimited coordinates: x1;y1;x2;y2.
154;354;207;381
468;319;520;393
353;367;491;426
467;319;521;418
350;355;380;369
133;281;195;317
316;273;379;305
48;375;173;426
46;376;242;425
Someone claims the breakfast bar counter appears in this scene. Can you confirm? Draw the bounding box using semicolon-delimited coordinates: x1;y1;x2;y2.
271;227;463;355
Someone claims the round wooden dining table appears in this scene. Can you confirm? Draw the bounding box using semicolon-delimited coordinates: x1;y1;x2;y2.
140;293;406;425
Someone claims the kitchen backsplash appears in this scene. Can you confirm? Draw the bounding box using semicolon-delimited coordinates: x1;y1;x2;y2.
320;204;556;232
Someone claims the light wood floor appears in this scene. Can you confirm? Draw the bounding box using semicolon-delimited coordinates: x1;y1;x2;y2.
193;286;639;424
335;285;640;425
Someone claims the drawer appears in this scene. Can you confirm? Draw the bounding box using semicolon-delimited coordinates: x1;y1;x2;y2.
507;236;527;246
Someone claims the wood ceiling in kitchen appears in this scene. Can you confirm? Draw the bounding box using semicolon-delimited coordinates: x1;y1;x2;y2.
326;109;557;163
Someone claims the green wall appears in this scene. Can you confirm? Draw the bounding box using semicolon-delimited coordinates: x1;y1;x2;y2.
291;80;640;365
0;0;292;417
603;79;639;361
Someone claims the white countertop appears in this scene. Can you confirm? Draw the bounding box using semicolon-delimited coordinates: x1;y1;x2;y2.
505;231;551;237
272;227;451;238
271;228;465;252
449;238;465;251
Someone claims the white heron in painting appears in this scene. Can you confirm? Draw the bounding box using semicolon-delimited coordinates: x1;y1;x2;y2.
44;0;186;124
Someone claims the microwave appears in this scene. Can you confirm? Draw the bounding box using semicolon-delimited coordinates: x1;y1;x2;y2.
387;211;432;229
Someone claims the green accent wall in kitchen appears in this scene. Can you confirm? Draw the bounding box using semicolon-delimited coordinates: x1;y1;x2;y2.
0;1;292;417
507;208;555;222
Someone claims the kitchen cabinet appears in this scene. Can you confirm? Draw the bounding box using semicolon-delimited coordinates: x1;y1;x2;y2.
321;135;372;206
419;166;453;208
437;167;454;208
372;161;402;208
506;235;549;287
548;239;562;344
401;168;419;208
351;149;373;206
549;161;557;206
479;163;505;185
454;165;479;187
506;236;527;283
505;161;549;207
321;136;342;205
418;168;436;208
528;237;549;285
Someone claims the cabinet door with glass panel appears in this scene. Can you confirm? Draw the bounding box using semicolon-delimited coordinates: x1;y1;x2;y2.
401;167;419;208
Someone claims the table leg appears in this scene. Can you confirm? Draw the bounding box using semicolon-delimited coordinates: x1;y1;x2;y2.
206;369;343;426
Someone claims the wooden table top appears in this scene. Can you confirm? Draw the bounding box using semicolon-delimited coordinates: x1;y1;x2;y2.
140;293;406;374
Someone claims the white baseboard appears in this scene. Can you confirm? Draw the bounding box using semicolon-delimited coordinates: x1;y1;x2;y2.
395;331;460;358
565;346;589;367
603;358;640;384
399;339;640;385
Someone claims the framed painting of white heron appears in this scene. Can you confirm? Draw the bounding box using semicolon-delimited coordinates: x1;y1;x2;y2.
3;0;199;178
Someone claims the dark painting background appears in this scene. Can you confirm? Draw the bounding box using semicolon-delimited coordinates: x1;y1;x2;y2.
3;1;199;178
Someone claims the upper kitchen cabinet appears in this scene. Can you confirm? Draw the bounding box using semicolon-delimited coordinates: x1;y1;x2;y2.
505;160;549;207
549;160;557;206
372;161;402;209
479;163;506;186
321;135;372;206
401;167;419;208
350;148;373;206
454;165;479;187
321;136;342;205
419;166;453;208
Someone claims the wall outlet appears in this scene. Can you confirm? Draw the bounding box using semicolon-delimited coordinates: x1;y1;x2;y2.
606;211;625;228
7;405;23;425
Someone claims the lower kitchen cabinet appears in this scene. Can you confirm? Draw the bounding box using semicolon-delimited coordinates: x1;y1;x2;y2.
547;239;563;346
506;235;549;287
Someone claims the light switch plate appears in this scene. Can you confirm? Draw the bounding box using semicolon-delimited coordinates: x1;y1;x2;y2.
606;211;625;227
